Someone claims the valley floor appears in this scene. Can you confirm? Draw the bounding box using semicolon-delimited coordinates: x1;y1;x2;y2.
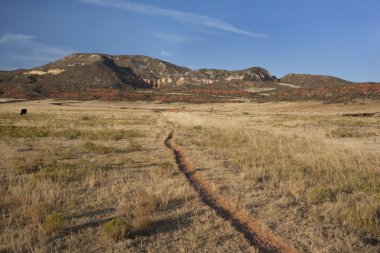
0;99;379;252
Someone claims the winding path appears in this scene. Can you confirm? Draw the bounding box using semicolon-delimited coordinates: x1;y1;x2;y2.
164;130;298;253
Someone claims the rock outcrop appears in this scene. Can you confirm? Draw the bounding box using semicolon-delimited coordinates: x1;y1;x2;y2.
0;53;278;98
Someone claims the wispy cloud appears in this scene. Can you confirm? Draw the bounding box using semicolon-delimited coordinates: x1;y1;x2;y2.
80;0;265;38
0;34;74;70
160;50;177;57
0;34;35;44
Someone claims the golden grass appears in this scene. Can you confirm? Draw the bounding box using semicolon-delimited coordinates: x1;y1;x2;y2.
162;101;380;252
0;125;144;140
328;127;377;138
0;104;156;251
0;100;255;253
1;99;379;252
182;126;379;231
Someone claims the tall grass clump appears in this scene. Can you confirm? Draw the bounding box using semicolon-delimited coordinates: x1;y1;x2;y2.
102;218;127;242
157;162;175;176
114;191;161;238
42;212;65;234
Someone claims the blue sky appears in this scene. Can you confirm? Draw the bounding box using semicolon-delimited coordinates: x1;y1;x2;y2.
0;0;379;82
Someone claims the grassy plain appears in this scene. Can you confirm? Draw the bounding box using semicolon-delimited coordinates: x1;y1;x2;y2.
0;99;379;252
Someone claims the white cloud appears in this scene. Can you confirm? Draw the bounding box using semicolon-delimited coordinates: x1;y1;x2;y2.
0;34;35;44
0;34;74;70
80;0;265;38
160;50;176;57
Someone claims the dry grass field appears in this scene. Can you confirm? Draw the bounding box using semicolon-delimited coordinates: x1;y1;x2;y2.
0;99;379;252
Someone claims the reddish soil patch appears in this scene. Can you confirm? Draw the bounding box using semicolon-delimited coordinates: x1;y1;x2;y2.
191;89;252;96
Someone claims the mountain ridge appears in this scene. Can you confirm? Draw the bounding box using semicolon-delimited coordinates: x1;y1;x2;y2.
0;53;379;102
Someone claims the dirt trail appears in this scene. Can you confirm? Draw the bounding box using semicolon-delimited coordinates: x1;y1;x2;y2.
165;130;298;253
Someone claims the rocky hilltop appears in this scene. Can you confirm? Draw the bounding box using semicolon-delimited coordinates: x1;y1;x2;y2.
70;53;276;87
0;53;277;98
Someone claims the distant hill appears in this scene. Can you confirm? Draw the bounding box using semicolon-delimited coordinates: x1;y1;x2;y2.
280;73;351;87
274;74;379;102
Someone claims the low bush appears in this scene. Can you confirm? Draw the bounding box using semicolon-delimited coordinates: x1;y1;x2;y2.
81;115;91;121
102;218;127;242
307;187;336;204
158;162;174;176
42;212;65;234
133;192;160;229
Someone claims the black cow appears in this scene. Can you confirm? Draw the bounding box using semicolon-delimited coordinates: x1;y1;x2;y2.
20;109;27;115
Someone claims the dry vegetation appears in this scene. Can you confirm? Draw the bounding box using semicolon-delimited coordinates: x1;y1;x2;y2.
0;100;254;252
178;127;378;229
0;99;379;252
164;101;380;252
